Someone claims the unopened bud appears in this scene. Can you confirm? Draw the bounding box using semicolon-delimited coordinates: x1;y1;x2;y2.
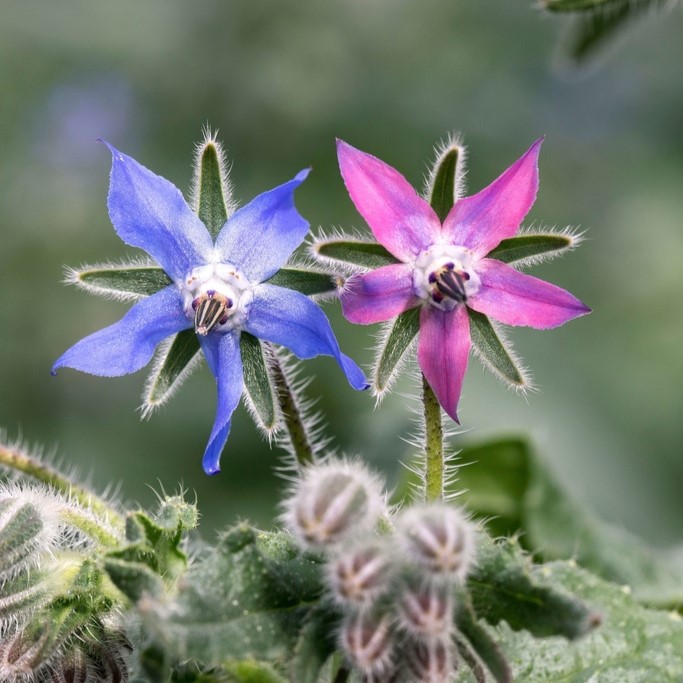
0;486;60;580
397;580;453;639
404;637;455;683
397;504;475;581
328;541;393;609
282;461;385;549
340;610;394;676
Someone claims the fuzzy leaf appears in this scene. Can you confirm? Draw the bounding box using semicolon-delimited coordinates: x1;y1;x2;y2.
455;560;683;682
373;307;420;394
314;238;399;270
197;141;229;238
142;329;202;414
468;309;525;387
139;525;326;668
486;233;577;265
71;263;172;299
0;501;45;577
428;145;461;222
104;556;165;602
290;606;339;683
241;334;278;433
457;438;683;608
265;267;338;298
469;535;598;640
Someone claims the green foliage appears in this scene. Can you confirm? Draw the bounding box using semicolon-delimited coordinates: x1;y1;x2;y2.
196;139;230;239
241;334;278;433
264;268;338;298
428;144;461;223
486;233;578;265
456;438;683;608
373;307;420;394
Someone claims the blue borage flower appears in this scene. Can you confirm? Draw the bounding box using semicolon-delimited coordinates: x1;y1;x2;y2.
53;143;367;475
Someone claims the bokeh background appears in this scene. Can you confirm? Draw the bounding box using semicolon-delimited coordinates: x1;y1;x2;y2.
1;1;681;546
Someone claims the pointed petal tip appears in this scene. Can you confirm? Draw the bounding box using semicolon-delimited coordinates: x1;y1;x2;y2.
295;167;312;183
50;368;57;377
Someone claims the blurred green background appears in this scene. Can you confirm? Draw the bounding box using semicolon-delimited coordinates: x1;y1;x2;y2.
1;1;681;545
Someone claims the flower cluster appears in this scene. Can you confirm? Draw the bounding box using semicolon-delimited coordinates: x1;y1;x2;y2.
282;460;476;682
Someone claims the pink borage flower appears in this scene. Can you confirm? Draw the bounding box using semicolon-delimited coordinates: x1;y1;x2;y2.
336;138;590;422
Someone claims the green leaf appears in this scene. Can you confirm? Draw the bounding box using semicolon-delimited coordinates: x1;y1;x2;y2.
468;309;526;388
428;144;461;222
265;267;338;298
455;560;683;682
225;660;288;683
486;233;578;265
139;525;326;668
544;0;617;11
456;597;512;683
196;140;229;238
313;238;399;270
103;556;165;602
457;438;683;609
68;263;172;300
290;606;339;683
469;535;598;641
373;307;420;394
142;329;202;415
241;334;278;433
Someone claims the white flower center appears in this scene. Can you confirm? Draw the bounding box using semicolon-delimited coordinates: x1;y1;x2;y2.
181;263;253;334
413;244;481;311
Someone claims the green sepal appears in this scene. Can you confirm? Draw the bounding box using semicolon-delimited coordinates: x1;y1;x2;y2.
468;308;526;387
103;556;166;602
69;263;172;299
486;233;578;265
428;144;461;222
196;140;229;238
142;329;202;416
314;238;399;270
0;501;44;576
264;267;338;298
469;534;598;640
241;334;278;433
373;307;420;394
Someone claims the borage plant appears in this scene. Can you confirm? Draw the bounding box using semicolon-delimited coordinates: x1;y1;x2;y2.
2;131;682;683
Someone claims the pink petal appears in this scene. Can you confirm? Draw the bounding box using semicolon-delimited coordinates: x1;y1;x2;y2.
442;139;543;258
469;258;591;329
418;306;471;423
341;263;420;325
337;140;439;262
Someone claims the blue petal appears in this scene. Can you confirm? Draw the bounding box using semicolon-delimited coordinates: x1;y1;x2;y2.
245;284;368;391
215;169;310;283
104;142;214;283
52;286;191;376
198;332;244;475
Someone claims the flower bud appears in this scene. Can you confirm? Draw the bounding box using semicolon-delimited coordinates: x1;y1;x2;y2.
328;540;394;609
340;610;394;676
397;580;453;639
404;637;455;683
0;485;60;580
282;461;385;549
396;503;475;581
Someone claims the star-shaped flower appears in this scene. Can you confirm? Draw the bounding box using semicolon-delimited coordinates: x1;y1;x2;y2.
331;138;590;422
53;143;367;474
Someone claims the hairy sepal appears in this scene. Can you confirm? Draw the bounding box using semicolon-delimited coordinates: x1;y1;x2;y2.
265;265;340;301
311;231;400;272
241;334;280;436
468;309;531;390
141;330;202;419
486;229;584;267
424;132;467;222
65;260;172;302
372;307;420;397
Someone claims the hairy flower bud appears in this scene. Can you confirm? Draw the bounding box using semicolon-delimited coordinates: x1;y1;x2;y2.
340;610;394;676
396;504;475;581
404;637;455;683
282;461;385;549
397;580;453;639
328;540;394;609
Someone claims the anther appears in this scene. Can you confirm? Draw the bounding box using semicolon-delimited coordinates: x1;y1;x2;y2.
194;293;233;335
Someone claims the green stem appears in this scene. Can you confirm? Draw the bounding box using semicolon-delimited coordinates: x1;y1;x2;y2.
270;355;315;468
0;443;125;533
422;373;444;501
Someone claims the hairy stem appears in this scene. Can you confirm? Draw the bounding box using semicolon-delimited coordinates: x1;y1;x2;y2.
270;355;315;468
0;443;125;533
422;374;444;501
